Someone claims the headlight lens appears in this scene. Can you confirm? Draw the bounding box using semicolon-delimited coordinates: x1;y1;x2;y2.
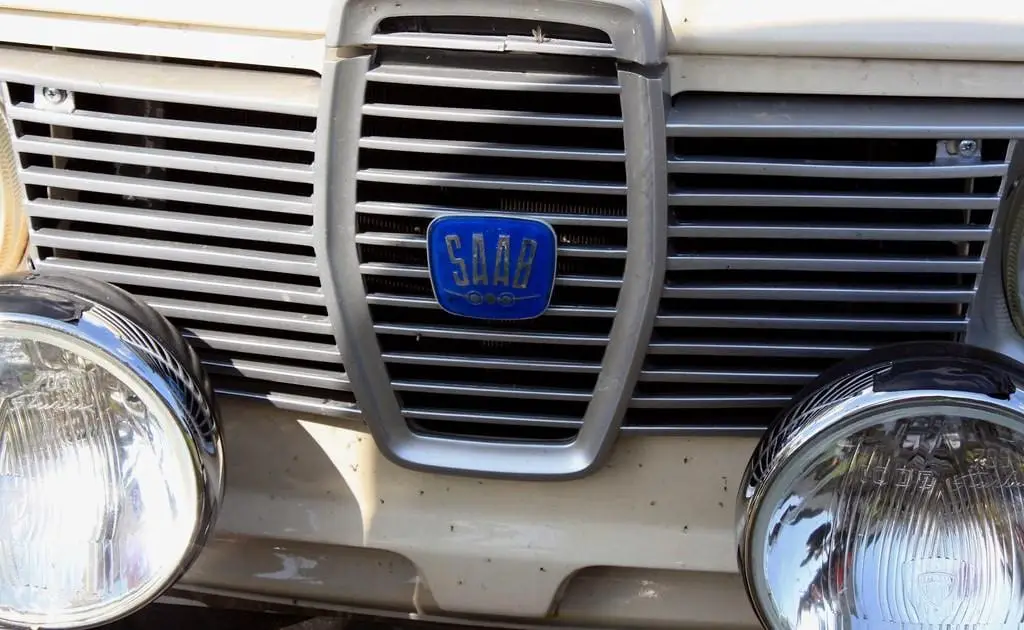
0;277;221;629
739;343;1024;629
0;105;27;273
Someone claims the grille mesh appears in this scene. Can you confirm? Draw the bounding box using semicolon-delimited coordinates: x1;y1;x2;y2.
2;73;360;419
355;46;626;441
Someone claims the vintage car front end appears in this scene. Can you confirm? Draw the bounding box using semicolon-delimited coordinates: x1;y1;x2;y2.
3;0;1024;628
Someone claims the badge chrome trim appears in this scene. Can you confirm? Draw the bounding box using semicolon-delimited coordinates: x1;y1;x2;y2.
425;214;558;321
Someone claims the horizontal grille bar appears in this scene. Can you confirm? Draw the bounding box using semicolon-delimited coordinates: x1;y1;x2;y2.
646;340;873;358
667;157;1008;178
374;323;609;345
359;136;625;161
31;229;319;276
667;222;992;241
366;63;620;93
354;232;626;258
356;201;628;226
35;259;325;306
143;296;332;335
653;314;969;331
7;102;315;151
365;294;616;317
362;103;623;128
15;135;314;183
665;254;984;273
668;190;1000;209
27;199;314;246
182;329;342;363
662;284;975;303
357;168;627;195
21;167;312;215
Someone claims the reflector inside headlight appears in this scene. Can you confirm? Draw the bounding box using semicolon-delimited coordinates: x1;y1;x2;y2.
738;343;1024;629
0;276;222;629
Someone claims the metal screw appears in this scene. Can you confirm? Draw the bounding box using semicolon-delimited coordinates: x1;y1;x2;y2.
40;87;67;105
958;139;979;157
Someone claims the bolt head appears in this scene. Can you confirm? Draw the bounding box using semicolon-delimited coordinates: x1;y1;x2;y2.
41;87;67;105
958;139;979;157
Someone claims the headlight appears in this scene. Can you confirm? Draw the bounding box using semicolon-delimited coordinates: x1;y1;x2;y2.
0;274;223;629
0;104;27;273
738;342;1024;629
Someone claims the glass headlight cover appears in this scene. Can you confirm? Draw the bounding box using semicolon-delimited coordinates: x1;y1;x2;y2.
0;104;27;273
738;343;1024;630
0;275;222;629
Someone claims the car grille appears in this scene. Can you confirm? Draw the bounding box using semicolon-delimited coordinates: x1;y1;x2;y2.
2;48;1014;446
628;95;1008;432
1;54;359;419
356;45;626;441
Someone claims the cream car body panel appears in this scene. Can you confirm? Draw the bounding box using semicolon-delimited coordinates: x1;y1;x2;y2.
182;400;760;627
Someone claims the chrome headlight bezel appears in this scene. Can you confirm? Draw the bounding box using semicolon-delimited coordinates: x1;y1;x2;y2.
0;273;223;629
737;342;1024;629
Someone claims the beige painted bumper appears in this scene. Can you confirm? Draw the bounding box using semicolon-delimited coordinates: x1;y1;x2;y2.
179;400;760;628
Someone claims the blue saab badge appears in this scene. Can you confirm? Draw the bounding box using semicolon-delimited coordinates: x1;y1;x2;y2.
426;215;557;320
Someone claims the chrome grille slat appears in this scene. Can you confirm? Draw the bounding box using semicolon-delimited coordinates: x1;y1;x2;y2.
630;395;793;409
356;201;628;226
354;232;627;258
15;135;314;182
668;190;1000;209
27;199;314;246
666;94;1024;138
7;103;316;150
142;296;332;334
391;380;593;401
382;352;603;373
359;259;621;285
667;222;991;240
202;359;351;391
373;323;609;345
31;229;319;276
667;157;1008;178
365;63;621;93
637;369;817;385
182;329;342;363
400;407;584;429
35;259;325;305
646;341;873;358
365;294;617;317
359;136;626;161
653;314;969;331
367;31;615;58
662;284;975;303
665;254;984;273
362;103;624;128
21;166;313;215
357;168;628;195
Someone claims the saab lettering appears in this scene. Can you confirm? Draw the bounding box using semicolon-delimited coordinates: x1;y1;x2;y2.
445;233;537;289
